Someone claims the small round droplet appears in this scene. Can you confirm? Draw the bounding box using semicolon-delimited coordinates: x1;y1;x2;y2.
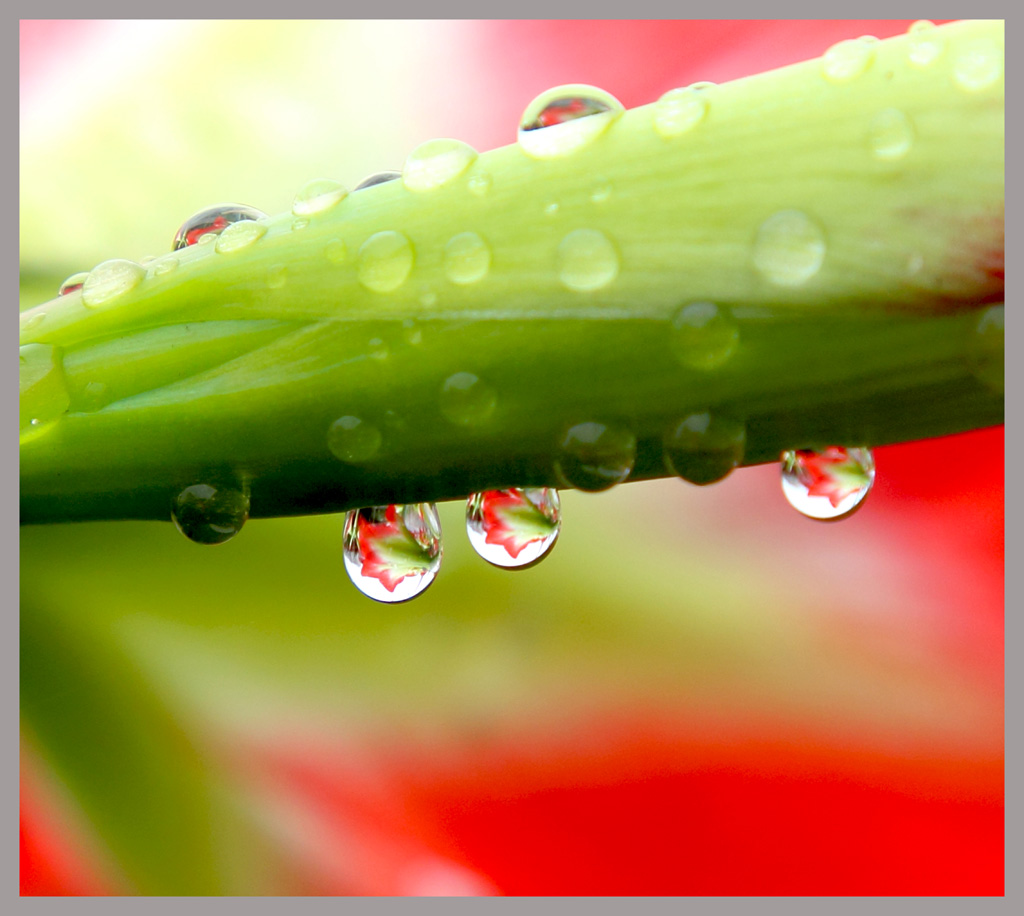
292;178;348;217
907;20;944;68
171;482;250;545
781;447;875;521
544;202;560;218
670;302;739;371
440;372;497;426
968;305;1003;393
557;228;619;292
518;85;624;159
81;259;145;307
215;220;267;254
867;108;914;161
19;343;70;440
752;210;826;287
327;416;383;463
325;240;347;264
953;39;1003;92
467;173;492;197
653;84;712;138
267;265;288;289
466;488;561;569
664;412;746;485
821;37;876;82
172;204;267;250
152;258;179;277
443;232;491;285
354;170;401;190
343;504;442;603
58;272;89;296
555;421;636;492
357;231;414;293
402;138;478;192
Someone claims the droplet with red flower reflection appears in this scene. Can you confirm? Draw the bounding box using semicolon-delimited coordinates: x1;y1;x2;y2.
781;446;875;521
343;503;443;602
172;203;267;251
517;84;624;159
466;488;561;569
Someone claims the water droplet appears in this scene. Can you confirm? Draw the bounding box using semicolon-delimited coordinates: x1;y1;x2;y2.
443;232;491;285
670;302;739;371
907;20;944;67
357;230;414;293
968;305;1003;393
953;39;1003;92
354;170;401;190
752;210;826;287
518;84;624;159
544;201;560;218
267;265;288;289
402;138;478;192
467;173;492;197
664;412;745;485
152;258;179;277
590;181;612;204
19;343;70;440
171;482;250;544
821;37;876;83
781;447;875;521
197;232;217;246
652;83;712;138
172;204;267;250
58;272;89;296
343;504;442;603
292;218;310;232
867;108;914;161
215;220;267;254
439;372;497;426
555;421;636;492
327;416;383;463
325;239;348;264
81;259;145;307
466;488;561;569
292;178;348;216
557;228;619;292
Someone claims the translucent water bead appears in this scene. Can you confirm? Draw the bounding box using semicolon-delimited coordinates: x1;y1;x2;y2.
780;447;875;521
172;203;267;250
466;488;561;569
518;84;624;159
343;503;443;603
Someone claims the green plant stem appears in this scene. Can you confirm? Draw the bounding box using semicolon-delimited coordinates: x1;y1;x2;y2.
19;20;1004;525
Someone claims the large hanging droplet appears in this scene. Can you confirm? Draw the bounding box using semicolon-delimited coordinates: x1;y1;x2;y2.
517;84;624;159
343;504;443;603
172;204;267;250
466;488;561;570
355;171;401;190
171;482;250;544
780;447;875;521
555;421;636;492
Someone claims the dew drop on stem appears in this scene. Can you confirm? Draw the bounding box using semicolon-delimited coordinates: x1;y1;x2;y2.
518;84;624;159
171;482;250;545
172;204;267;250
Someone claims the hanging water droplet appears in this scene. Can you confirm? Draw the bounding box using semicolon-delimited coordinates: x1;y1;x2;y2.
821;37;876;83
664;412;746;485
518;85;624;159
439;372;497;426
327;416;383;463
171;482;250;544
81;259;145;308
557;228;619;292
555;421;636;492
953;39;1003;92
467;173;492;197
357;230;414;293
402;139;478;192
343;504;443;603
652;83;712;139
867;108;914;161
752;210;826;287
172;204;267;250
443;232;491;285
325;239;347;264
215;220;267;254
292;178;348;216
907;20;944;67
58;272;89;296
355;170;401;190
781;447;875;521
968;305;1004;394
466;488;561;569
19;343;70;441
670;302;739;371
